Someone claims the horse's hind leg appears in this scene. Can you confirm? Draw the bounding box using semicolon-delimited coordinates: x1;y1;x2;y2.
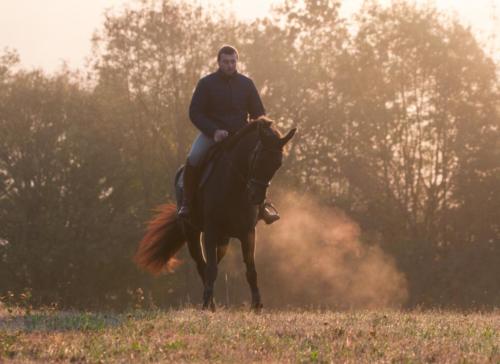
240;229;263;311
185;228;206;286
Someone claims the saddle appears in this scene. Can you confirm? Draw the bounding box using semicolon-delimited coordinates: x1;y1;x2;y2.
175;121;262;208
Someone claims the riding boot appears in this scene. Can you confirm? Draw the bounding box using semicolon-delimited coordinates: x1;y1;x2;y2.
178;163;198;219
258;200;280;224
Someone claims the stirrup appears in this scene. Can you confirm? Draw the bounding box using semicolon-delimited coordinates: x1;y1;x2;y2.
260;202;280;225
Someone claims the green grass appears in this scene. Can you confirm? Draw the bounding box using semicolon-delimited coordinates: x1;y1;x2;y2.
0;305;498;363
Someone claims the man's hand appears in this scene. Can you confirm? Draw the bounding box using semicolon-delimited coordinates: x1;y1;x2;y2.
214;129;229;142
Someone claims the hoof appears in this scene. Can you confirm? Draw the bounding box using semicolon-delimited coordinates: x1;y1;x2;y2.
203;294;215;312
202;298;216;312
251;302;263;312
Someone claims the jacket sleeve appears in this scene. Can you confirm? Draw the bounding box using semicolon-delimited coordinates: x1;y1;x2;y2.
189;78;219;138
248;79;266;120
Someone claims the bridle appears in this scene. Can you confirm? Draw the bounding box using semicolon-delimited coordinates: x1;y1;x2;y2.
230;141;282;191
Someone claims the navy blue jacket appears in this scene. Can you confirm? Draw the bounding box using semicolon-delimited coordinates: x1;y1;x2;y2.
189;69;266;138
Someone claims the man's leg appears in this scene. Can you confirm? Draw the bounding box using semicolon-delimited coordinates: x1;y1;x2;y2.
178;163;197;218
178;133;214;219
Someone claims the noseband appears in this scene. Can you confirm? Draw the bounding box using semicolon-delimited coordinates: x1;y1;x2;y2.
247;142;283;189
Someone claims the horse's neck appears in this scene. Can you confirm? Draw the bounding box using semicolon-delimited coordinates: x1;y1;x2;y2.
229;130;258;175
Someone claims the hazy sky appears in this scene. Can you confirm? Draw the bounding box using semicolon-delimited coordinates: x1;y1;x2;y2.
0;0;498;73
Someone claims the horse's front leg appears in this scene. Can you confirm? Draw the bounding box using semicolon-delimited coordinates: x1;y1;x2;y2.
240;229;263;311
202;228;220;311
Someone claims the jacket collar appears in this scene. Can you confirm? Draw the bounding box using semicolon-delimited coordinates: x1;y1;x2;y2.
216;68;238;80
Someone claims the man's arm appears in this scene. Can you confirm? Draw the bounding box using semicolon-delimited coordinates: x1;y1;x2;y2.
189;78;219;138
248;79;266;120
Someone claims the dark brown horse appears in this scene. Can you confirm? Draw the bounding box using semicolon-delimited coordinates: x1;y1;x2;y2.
134;118;296;310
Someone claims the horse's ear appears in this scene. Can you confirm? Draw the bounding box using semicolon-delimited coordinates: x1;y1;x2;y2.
280;128;297;147
257;119;273;138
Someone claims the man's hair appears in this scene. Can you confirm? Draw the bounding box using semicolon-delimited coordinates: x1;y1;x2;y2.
217;45;239;61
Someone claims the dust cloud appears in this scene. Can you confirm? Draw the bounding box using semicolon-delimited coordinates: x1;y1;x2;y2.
223;190;408;309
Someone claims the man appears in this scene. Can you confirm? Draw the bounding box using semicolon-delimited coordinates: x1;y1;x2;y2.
178;45;279;224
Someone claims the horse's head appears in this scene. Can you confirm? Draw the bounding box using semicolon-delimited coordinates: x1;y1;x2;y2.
247;120;297;205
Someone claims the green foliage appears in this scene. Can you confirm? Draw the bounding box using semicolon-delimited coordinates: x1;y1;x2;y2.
0;0;498;309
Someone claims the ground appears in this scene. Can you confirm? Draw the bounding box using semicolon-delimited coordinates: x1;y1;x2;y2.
0;305;498;363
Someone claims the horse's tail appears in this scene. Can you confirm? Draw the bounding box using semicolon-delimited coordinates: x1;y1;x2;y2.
134;204;185;275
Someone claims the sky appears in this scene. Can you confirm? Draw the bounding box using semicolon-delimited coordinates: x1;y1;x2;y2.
0;0;498;73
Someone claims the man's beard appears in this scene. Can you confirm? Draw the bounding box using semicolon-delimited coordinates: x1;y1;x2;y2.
221;67;236;75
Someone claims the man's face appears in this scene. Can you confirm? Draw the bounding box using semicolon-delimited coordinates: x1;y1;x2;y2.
218;53;238;76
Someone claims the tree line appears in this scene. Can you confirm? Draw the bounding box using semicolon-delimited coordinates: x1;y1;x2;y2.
1;0;498;309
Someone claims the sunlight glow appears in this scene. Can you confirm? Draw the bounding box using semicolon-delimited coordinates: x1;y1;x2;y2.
0;0;498;72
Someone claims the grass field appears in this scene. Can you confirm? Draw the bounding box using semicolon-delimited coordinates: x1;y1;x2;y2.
1;305;498;363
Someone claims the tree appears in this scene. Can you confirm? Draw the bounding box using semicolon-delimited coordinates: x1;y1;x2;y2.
334;1;500;306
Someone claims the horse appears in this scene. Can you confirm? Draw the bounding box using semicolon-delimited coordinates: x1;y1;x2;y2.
134;118;297;310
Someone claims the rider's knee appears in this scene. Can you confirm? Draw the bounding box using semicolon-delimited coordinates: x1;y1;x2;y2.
187;153;201;167
187;133;213;167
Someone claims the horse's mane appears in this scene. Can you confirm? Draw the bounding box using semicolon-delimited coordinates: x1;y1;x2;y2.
222;116;282;150
198;117;282;170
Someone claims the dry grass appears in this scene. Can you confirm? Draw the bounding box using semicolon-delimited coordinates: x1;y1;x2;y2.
0;305;498;363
